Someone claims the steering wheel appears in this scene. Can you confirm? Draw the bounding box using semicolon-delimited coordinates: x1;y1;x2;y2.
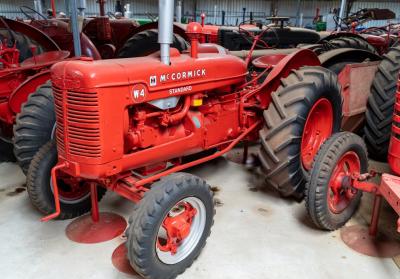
20;6;49;26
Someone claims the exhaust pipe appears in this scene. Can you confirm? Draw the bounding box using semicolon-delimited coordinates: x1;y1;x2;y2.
159;0;174;65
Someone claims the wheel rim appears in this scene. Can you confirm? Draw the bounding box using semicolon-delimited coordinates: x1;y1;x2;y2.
327;151;360;214
301;98;334;170
50;175;91;204
156;197;206;265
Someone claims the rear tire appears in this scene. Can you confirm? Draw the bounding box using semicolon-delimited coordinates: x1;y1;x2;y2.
305;132;367;231
126;173;214;279
258;66;342;198
14;81;55;175
364;47;400;161
117;29;189;58
27;141;106;220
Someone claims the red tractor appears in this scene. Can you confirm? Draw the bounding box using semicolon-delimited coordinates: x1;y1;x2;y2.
0;17;69;162
6;5;348;176
23;1;396;278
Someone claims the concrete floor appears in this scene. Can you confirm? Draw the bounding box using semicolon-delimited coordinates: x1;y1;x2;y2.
0;153;399;279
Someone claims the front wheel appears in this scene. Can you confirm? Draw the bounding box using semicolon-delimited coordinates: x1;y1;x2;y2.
125;173;215;279
27;141;106;220
305;132;368;231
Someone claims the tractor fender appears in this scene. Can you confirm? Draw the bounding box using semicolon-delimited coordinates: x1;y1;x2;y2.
8;70;51;114
319;48;381;70
0;18;59;51
30;19;102;60
318;32;367;43
129;22;189;41
258;49;321;107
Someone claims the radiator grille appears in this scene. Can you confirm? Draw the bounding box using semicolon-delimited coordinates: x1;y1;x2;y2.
53;86;65;154
53;86;101;158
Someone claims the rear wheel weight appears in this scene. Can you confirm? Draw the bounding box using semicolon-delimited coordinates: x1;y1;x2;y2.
258;66;342;198
126;173;214;279
27;141;106;220
305;132;368;231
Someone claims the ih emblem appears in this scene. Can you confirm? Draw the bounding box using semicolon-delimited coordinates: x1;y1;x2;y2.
132;84;147;103
150;76;157;87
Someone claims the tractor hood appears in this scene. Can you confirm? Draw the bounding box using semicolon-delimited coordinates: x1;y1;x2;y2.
51;51;247;96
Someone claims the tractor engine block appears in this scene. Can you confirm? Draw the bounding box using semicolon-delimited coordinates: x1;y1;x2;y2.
51;49;248;179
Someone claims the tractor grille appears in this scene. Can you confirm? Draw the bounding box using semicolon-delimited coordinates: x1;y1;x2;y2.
53;86;101;158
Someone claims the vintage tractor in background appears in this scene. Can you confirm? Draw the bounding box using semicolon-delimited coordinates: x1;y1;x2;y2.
0;16;69;162
318;8;399;55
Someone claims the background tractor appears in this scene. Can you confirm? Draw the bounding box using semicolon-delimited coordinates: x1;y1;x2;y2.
0;16;69;162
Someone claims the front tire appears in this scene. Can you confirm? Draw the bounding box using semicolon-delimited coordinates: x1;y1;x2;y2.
305;132;368;231
27;141;106;220
258;66;342;198
126;173;214;279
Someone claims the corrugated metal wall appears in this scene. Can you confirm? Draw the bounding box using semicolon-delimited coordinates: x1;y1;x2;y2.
186;0;272;25
0;1;398;28
0;0;36;19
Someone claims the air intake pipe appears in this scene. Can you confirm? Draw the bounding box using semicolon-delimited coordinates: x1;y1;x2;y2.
158;0;174;65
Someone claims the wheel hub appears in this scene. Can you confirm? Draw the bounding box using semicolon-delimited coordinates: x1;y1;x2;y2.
156;197;206;265
328;151;360;213
301;98;334;170
50;175;91;204
158;203;197;255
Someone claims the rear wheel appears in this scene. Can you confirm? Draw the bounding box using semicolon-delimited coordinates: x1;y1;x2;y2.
258;66;342;198
305;132;368;231
117;29;189;58
364;47;400;161
27;141;106;220
14;81;55;174
126;173;214;279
